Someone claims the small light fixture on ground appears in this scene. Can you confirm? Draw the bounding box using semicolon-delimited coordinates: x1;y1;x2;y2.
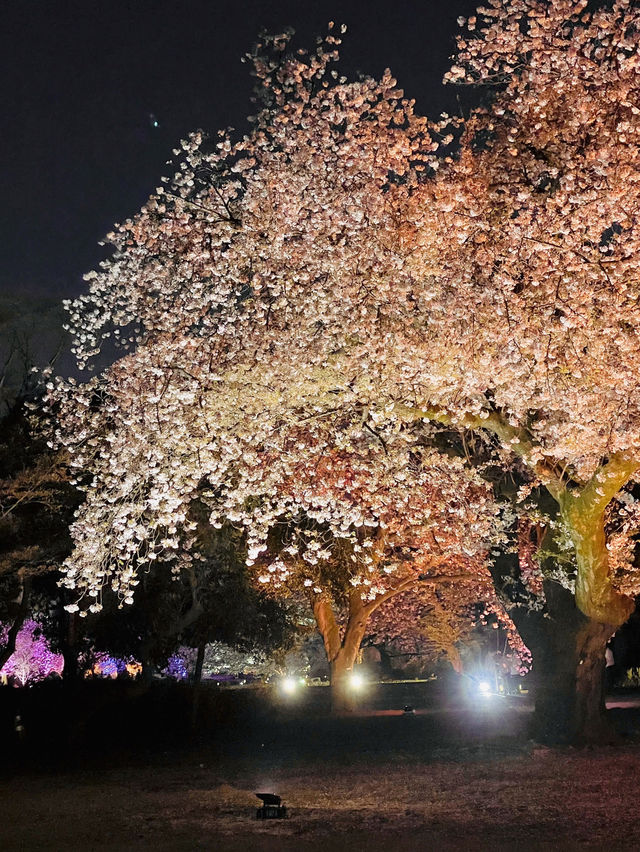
255;792;288;819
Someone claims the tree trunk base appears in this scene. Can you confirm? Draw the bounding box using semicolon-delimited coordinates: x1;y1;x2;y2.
529;615;616;745
330;662;359;714
512;582;624;745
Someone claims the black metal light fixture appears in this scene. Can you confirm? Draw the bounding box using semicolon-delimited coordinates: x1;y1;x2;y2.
255;792;288;819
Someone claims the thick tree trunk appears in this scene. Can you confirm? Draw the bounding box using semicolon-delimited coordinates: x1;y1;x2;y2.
190;640;206;730
329;647;363;713
192;641;206;686
514;582;617;743
139;644;156;684
374;643;395;680
548;479;636;741
446;645;463;675
61;611;79;684
573;619;615;742
531;617;614;744
313;592;369;714
509;469;637;744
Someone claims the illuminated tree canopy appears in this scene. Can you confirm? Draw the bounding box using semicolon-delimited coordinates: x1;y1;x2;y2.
51;1;640;736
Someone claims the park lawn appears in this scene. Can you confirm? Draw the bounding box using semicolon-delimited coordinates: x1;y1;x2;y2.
2;742;640;851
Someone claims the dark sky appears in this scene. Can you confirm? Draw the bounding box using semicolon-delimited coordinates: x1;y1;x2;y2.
1;0;480;304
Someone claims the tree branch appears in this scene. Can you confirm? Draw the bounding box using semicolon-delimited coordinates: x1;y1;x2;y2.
364;571;472;616
391;402;568;500
566;452;640;522
313;596;343;663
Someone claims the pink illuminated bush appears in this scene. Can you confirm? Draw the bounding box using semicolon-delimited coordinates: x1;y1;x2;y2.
0;620;64;685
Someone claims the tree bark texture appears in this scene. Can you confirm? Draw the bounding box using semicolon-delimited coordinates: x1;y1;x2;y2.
61;610;79;684
190;640;206;730
515;582;617;743
563;494;634;627
314;591;369;713
512;472;637;744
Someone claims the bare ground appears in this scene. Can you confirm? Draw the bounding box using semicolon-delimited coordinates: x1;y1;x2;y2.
3;743;640;851
3;685;640;850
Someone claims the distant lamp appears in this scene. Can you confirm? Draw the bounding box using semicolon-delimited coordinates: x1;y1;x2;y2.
478;680;492;695
256;792;288;819
281;676;298;695
349;671;365;690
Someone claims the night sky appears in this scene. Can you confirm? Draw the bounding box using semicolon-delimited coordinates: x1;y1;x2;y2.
1;0;480;307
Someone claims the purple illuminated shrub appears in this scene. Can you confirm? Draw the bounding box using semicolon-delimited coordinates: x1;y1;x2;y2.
163;648;196;681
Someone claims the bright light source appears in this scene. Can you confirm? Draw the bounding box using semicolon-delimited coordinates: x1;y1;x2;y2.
281;676;298;695
478;680;492;694
349;672;365;690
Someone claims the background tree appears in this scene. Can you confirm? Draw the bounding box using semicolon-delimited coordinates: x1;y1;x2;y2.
370;591;477;678
0;389;79;673
0;304;76;675
178;517;300;687
83;520;299;684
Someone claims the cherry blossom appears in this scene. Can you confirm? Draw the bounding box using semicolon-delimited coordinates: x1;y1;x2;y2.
50;5;640;736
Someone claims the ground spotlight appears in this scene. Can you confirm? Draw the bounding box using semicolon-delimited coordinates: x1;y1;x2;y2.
349;671;365;690
280;676;298;695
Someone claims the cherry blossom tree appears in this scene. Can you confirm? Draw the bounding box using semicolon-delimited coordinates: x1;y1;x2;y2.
50;5;640;738
227;421;504;709
49;28;504;697
397;0;640;741
50;27;437;611
369;586;479;677
369;577;530;680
